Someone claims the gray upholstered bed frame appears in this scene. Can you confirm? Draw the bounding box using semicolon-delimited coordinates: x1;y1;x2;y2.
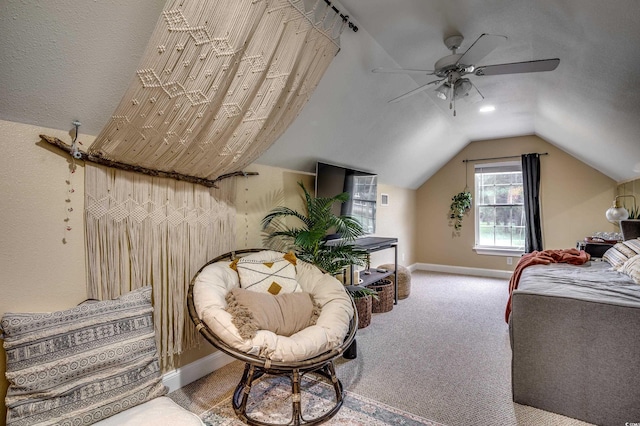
510;290;640;425
509;220;640;425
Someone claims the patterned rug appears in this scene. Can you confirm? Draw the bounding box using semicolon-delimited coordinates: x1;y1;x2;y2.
201;374;443;425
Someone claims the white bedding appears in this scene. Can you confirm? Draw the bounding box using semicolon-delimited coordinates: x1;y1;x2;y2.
193;251;354;362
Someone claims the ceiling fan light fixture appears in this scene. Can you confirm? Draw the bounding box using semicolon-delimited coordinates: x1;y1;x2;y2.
454;78;473;98
435;83;449;100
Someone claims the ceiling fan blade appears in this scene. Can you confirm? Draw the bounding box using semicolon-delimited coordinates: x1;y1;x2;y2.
457;33;507;66
373;67;435;75
388;79;443;103
474;58;560;76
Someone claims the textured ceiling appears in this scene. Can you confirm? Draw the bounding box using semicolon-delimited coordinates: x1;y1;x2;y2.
1;0;639;189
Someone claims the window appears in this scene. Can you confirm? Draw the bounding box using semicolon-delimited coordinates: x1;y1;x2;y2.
348;174;377;234
474;161;525;255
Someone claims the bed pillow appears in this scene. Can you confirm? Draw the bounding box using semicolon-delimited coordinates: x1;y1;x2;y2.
225;287;321;340
620;254;640;284
1;286;167;426
230;251;300;295
603;239;640;270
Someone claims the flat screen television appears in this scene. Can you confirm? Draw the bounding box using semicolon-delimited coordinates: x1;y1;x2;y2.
315;161;377;236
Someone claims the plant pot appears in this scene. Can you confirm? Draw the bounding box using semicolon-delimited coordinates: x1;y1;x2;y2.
366;279;394;313
353;295;372;329
343;339;357;359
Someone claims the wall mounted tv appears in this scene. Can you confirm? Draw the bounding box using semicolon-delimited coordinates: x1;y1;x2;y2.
315;161;377;236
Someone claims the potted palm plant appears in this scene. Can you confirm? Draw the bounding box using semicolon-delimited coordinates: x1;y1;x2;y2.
261;182;369;276
262;182;377;334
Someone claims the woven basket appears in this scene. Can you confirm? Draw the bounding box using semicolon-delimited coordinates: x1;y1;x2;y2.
366;279;394;313
378;264;412;299
353;295;372;329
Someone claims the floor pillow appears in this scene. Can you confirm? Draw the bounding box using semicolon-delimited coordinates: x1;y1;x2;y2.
1;286;167;426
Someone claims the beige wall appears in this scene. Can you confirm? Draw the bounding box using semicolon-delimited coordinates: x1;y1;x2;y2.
617;178;640;216
416;135;618;271
368;182;417;268
0;120;91;423
0;120;417;421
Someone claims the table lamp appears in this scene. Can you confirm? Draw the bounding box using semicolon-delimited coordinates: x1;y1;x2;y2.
605;194;636;223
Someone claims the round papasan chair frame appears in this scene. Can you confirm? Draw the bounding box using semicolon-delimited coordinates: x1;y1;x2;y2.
187;249;358;426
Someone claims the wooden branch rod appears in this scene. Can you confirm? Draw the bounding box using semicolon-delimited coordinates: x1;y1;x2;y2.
40;134;258;188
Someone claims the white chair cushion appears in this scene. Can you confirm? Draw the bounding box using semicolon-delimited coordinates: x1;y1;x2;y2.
193;252;353;362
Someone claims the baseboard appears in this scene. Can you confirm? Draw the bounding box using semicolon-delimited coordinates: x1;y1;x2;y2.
413;263;513;279
162;351;235;393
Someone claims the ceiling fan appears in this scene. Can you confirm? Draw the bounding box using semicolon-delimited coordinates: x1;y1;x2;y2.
373;33;560;115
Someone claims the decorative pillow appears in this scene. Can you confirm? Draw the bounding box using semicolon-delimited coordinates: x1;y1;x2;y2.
230;251;300;294
603;240;640;270
620;254;640;285
225;287;321;340
623;237;640;252
1;286;167;426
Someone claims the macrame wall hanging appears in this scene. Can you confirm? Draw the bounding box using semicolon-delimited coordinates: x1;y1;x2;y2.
71;0;353;369
85;164;237;368
88;0;346;180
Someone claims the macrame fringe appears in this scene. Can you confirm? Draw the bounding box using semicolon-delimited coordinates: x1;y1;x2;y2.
85;163;236;369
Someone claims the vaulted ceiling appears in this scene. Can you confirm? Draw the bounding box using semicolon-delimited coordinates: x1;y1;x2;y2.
1;0;639;189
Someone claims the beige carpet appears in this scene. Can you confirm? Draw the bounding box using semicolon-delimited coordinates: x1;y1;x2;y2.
170;271;593;426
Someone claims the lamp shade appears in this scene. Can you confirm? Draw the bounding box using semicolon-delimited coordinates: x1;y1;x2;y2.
606;206;629;223
435;83;449;100
454;78;473;98
606;194;636;224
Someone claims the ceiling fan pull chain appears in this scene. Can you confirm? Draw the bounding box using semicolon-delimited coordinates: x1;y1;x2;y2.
449;80;453;110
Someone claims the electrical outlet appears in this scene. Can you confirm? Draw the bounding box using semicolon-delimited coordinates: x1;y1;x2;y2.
507;257;513;265
402;253;405;262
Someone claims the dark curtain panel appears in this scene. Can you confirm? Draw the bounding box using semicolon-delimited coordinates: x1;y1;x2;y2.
522;153;543;252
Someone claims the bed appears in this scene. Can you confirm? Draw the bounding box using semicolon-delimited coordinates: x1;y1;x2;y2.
508;227;640;426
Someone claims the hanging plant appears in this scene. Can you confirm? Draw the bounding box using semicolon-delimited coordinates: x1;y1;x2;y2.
449;190;473;231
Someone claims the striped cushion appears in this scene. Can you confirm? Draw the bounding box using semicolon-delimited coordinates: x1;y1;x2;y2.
1;286;167;426
620;254;640;285
603;239;640;270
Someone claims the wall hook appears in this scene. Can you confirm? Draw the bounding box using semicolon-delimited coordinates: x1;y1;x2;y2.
70;120;82;159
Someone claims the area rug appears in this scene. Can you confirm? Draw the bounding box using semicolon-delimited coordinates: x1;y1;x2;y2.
202;375;443;426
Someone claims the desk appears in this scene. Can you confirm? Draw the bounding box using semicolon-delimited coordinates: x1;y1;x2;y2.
350;237;398;304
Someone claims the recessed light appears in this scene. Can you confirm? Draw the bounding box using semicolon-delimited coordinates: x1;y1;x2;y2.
479;105;496;113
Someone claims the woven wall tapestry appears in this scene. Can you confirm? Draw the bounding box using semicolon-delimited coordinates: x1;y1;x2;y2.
88;0;345;180
85;163;236;368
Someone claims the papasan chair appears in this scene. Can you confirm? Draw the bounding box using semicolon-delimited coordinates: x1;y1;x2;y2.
187;249;357;426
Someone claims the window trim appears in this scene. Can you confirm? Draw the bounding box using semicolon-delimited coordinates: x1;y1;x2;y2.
473;161;525;254
473;246;524;257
